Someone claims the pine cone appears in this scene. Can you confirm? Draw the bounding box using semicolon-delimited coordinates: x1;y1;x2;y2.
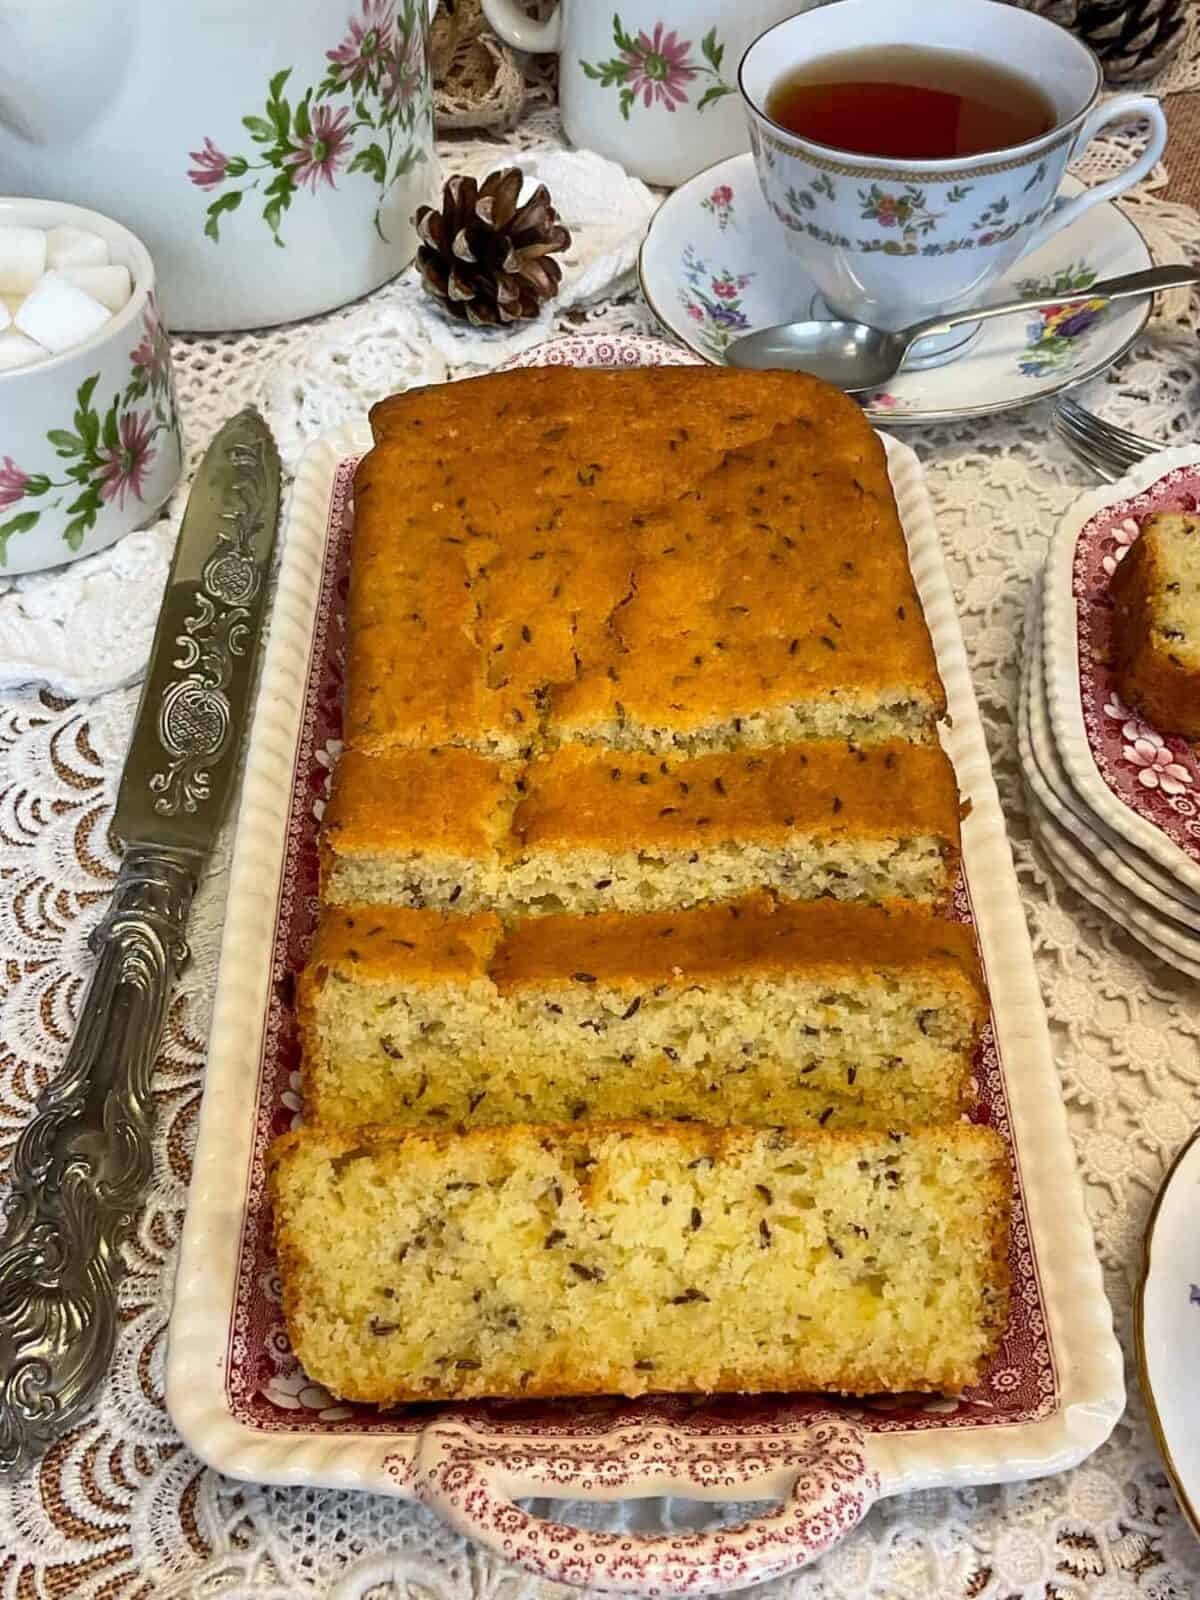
415;168;571;327
1013;0;1185;82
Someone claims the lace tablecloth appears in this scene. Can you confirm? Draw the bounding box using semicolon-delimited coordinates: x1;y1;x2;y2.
3;90;1200;1598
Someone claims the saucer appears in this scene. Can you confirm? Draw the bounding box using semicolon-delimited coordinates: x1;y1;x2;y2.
638;154;1153;425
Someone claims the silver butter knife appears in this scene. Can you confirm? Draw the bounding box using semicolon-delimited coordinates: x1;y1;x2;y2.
0;409;281;1475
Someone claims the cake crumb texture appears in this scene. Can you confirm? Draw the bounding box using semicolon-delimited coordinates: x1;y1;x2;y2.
1111;511;1200;740
268;1120;1011;1402
298;896;985;1131
320;739;962;915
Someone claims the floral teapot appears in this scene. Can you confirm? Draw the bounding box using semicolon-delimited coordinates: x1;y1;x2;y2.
0;0;438;331
481;0;811;186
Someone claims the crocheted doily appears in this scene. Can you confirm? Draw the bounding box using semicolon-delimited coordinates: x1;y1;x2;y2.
0;108;1199;1600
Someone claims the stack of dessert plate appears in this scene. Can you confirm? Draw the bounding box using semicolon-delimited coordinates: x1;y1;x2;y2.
1022;447;1200;980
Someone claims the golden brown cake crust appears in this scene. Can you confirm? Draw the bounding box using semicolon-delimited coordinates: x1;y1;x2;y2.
513;740;960;851
1110;512;1200;741
304;892;985;1007
323;747;515;860
346;367;944;755
299;904;501;1000
322;738;960;859
492;891;985;997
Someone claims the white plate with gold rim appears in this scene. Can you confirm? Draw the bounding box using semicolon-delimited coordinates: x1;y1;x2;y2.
1137;1126;1200;1544
638;154;1152;425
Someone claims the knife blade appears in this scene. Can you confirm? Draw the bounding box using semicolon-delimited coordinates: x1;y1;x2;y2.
0;409;281;1476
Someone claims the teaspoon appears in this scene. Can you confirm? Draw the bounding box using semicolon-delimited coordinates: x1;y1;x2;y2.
725;265;1200;391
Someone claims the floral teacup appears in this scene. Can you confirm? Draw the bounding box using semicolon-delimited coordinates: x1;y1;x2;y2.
481;0;808;187
740;0;1168;348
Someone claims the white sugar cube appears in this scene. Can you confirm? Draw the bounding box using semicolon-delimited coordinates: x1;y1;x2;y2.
0;331;49;371
15;272;110;352
0;227;47;295
45;224;109;269
53;264;132;313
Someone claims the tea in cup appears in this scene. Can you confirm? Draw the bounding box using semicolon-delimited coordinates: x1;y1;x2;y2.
739;0;1167;351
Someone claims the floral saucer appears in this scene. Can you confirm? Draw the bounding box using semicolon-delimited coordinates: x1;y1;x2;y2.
638;154;1153;425
1137;1126;1200;1542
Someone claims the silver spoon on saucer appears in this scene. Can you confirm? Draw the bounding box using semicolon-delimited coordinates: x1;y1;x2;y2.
725;264;1200;391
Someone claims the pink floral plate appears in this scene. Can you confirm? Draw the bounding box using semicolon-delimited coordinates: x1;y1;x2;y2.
1042;446;1200;904
167;333;1122;1595
1022;584;1200;920
1020;603;1200;979
637;154;1153;425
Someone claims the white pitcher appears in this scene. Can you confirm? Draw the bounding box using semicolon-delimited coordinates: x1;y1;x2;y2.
0;0;439;331
482;0;809;187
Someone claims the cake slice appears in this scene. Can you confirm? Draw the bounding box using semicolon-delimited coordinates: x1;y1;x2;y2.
268;1119;1011;1402
298;894;986;1131
320;739;963;915
344;367;945;759
1110;511;1200;740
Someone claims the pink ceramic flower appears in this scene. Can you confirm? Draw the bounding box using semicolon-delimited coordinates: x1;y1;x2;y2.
686;303;704;322
286;105;353;192
187;137;230;190
1102;516;1140;578
326;0;394;88
712;276;738;300
623;24;697;111
97;412;156;508
1103;691;1134;725
710;185;733;206
0;457;30;511
1123;730;1193;794
130;304;171;394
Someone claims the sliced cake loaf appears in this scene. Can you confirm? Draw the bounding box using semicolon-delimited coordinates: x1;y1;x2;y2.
345;368;944;759
321;739;963;915
268;1119;1011;1402
298;894;985;1131
1110;511;1200;741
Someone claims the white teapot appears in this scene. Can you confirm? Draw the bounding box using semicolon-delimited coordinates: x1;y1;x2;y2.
0;0;439;331
481;0;810;187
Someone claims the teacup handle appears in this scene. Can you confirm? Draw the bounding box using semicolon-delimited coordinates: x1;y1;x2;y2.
1020;94;1167;259
480;0;562;53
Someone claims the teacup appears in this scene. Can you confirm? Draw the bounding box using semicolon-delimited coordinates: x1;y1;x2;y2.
739;0;1168;352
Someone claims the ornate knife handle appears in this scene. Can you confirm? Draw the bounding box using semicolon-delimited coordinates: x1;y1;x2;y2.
0;846;193;1476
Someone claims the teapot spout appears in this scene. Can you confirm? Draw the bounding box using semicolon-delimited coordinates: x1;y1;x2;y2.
0;0;133;144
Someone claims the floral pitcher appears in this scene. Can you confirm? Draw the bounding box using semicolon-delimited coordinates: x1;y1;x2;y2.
0;0;439;331
481;0;809;187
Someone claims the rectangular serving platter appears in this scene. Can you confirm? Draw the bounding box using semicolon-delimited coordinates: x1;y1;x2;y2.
166;387;1123;1571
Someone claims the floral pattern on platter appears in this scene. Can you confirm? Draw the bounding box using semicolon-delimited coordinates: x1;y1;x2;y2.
1103;694;1194;795
1073;468;1200;863
700;183;734;232
1015;264;1108;377
187;0;431;245
0;296;180;564
678;243;753;359
580;16;734;121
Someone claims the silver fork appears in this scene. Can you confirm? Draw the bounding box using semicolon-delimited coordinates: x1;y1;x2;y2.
1052;395;1159;481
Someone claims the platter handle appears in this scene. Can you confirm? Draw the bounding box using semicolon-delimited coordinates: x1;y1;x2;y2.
406;1413;878;1594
